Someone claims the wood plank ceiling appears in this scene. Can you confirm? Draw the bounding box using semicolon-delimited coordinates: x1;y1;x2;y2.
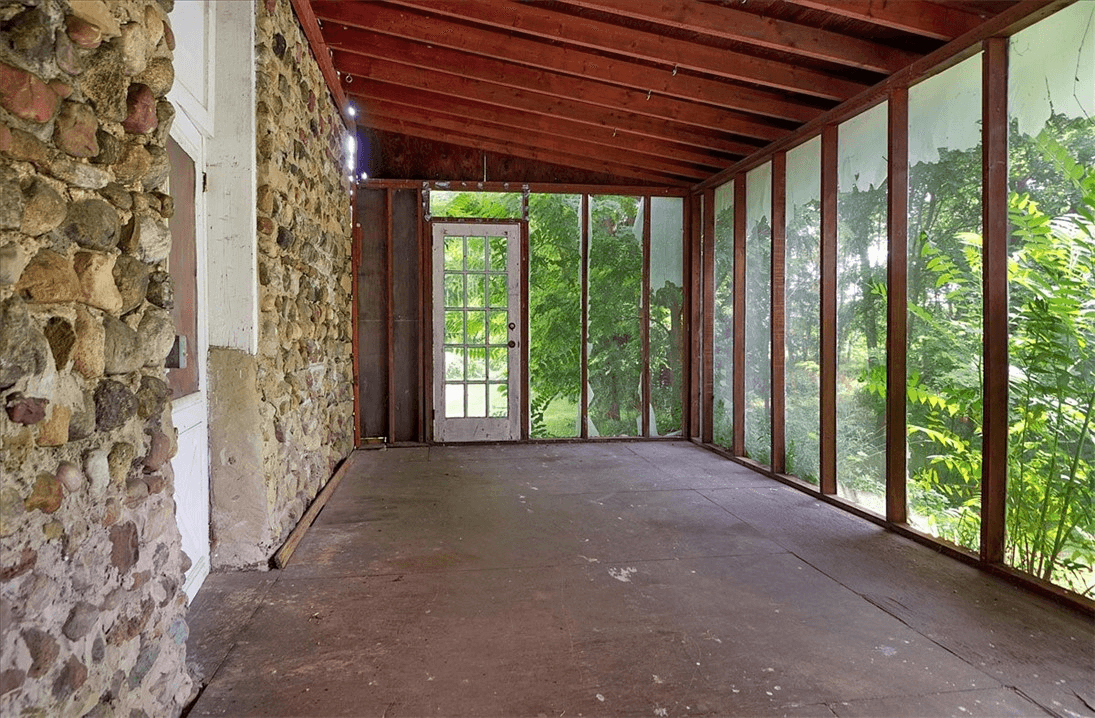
308;0;1019;186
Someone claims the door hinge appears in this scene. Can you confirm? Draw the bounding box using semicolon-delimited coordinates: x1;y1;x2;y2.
202;172;208;192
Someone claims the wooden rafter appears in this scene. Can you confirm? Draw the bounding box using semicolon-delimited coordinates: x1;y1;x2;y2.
329;31;787;142
335;51;762;156
313;1;826;123
555;0;919;73
356;97;718;180
382;0;869;100
346;78;741;168
780;0;989;41
358;113;695;186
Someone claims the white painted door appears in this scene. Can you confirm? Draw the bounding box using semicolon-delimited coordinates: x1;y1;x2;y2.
432;223;522;441
167;112;210;601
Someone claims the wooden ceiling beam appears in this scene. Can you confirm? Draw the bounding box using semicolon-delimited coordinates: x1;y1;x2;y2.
357;98;717;180
355;114;695;186
312;1;824;123
344;76;745;168
326;28;787;142
779;0;989;41
334;51;764;156
380;0;868;101
555;0;918;73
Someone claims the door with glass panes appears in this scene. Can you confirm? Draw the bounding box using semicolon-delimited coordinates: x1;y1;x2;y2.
433;223;522;441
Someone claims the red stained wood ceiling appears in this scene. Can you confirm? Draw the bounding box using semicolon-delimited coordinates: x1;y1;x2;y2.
305;0;1019;186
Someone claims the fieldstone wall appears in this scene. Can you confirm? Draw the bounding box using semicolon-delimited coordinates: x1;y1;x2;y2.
0;0;194;716
251;0;353;557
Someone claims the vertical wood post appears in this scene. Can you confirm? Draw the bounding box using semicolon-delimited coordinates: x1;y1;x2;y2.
771;153;787;474
684;194;697;438
981;37;1009;564
702;188;716;444
520;206;531;440
642;196;652;437
351;186;362;447
887;88;909;523
581;194;590;439
732;178;746;456
820;125;838;494
385;188;395;442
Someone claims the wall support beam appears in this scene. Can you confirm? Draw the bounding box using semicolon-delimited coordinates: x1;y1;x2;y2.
886;88;909;523
770;153;787;474
981;37;1009;564
820;125;838;494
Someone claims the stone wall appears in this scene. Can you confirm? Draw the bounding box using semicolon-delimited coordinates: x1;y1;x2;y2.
0;0;194;715
210;0;353;565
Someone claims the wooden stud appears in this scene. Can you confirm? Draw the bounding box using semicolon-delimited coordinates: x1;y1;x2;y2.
272;452;360;568
887;87;909;524
423;195;435;443
981;37;1009;565
820;124;838;495
732;177;746;456
701;189;716;444
351;189;362;447
771;152;787;474
642;196;652;437
386;188;396;442
521;209;531;440
683;194;696;438
417;189;428;442
581;194;590;439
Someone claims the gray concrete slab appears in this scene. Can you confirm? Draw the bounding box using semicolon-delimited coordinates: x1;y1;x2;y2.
187;444;1094;718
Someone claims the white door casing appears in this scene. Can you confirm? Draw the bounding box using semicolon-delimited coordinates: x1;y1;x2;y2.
432;222;522;442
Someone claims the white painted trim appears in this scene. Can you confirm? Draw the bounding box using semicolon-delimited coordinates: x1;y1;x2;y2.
204;0;258;354
181;553;210;603
167;0;215;135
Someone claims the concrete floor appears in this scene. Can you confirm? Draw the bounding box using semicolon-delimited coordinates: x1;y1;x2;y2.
186;442;1094;718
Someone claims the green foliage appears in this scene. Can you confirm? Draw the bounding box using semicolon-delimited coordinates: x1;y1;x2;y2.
906;122;1095;596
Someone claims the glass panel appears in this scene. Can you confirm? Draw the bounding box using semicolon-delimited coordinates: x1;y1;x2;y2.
445;348;465;381
430;191;521;218
713;182;735;448
785;137;821;485
529;193;582;438
489;383;508;418
836;101;888;516
467;311;486;344
745;163;772;465
906;55;983;550
466;275;485;308
1006;3;1095;597
488;234;508;271
467;347;486;380
445;384;465;418
444;274;464;308
489;348;508;382
588;195;642;437
466;236;486;271
650;196;684;436
489;275;508;308
488;311;508;345
444;311;464;344
467;383;487;418
444;236;464;270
